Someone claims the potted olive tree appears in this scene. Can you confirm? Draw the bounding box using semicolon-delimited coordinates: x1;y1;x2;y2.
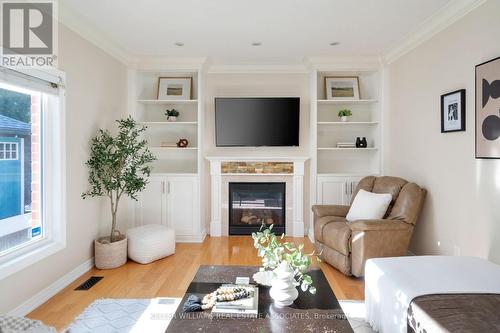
82;116;155;269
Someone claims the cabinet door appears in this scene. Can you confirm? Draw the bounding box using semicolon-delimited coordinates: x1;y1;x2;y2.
347;177;364;203
166;176;198;236
136;176;166;226
317;177;350;205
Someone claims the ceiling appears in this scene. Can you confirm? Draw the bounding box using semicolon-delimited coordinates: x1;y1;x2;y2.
61;0;455;64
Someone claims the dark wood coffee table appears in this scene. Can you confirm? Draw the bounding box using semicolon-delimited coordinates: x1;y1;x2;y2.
166;265;354;333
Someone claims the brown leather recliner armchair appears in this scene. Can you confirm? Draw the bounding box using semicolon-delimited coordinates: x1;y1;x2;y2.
312;176;426;277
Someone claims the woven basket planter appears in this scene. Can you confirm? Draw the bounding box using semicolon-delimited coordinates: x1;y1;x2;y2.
94;234;127;269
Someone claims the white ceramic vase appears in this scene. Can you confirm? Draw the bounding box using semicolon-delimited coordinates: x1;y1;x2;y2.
167;116;178;122
269;262;299;307
340;116;348;122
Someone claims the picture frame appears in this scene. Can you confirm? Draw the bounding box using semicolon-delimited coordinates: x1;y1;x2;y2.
441;89;465;133
325;76;360;100
475;56;500;159
157;77;192;100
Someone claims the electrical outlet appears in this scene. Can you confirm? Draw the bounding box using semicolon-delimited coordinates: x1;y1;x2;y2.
453;245;461;256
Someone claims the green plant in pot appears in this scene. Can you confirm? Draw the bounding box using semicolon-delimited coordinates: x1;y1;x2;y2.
165;108;180;122
252;224;321;307
338;109;352;122
82;116;156;269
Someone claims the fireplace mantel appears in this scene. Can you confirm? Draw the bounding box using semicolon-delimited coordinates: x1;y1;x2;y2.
206;156;309;237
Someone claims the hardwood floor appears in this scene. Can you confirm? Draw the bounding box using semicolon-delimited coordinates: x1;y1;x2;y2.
27;236;364;331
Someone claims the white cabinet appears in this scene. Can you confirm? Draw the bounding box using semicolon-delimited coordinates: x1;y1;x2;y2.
166;176;198;238
135;174;201;242
136;176;167;226
317;176;364;205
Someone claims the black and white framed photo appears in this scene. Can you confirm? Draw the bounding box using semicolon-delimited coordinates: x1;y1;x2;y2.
325;76;360;100
441;89;465;133
157;77;192;100
476;56;500;159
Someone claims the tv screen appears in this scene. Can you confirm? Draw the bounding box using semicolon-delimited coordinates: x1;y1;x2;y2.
215;97;300;147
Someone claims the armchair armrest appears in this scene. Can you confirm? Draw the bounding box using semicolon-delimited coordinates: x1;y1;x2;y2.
350;219;414;277
350;219;411;231
312;205;350;218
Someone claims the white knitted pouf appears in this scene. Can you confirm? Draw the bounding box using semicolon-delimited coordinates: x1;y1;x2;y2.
127;224;175;264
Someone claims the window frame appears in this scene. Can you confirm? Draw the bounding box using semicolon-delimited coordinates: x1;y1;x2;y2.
0;68;66;281
0;142;19;160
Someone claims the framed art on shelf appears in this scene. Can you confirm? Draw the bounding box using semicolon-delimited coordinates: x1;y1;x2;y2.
476;56;500;159
325;76;360;100
441;89;465;133
157;77;192;100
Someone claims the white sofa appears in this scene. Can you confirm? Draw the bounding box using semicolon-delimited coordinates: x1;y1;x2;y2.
365;256;500;333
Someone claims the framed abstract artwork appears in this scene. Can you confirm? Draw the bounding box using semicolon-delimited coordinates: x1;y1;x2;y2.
441;89;465;133
476;56;500;159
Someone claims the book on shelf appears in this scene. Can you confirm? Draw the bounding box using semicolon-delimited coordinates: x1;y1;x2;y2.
211;284;258;318
336;142;356;148
160;142;178;147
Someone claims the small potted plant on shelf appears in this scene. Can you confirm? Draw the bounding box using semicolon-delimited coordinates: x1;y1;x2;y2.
165;108;180;122
338;109;352;122
252;224;321;308
82;116;156;269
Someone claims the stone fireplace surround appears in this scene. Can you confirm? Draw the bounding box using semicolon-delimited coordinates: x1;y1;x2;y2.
207;157;308;237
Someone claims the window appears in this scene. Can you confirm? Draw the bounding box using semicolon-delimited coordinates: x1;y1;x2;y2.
0;142;18;160
0;67;65;279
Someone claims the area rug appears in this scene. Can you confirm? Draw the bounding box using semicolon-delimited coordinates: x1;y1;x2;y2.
66;298;180;333
339;300;375;333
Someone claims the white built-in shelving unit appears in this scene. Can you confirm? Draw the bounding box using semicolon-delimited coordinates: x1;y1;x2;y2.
313;70;382;175
128;68;205;242
130;70;201;174
309;67;383;242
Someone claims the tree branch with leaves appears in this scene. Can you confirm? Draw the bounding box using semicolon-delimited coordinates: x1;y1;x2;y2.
82;116;156;242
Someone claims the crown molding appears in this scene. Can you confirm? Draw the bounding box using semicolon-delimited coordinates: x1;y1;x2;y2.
59;2;135;66
207;63;309;74
383;0;488;64
130;56;207;72
306;56;383;72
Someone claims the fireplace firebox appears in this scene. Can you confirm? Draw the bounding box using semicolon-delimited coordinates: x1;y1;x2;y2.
229;182;285;235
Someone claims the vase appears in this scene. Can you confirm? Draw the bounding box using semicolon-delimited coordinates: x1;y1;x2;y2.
167;116;177;122
269;262;299;307
360;137;368;148
340;116;348;122
355;137;361;148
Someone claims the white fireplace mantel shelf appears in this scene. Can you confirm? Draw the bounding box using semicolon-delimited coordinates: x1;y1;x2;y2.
205;156;309;162
206;156;309;238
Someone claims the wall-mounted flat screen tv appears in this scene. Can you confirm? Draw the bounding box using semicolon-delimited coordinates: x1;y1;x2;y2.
215;97;300;147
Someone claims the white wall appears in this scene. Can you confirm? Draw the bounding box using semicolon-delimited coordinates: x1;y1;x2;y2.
203;73;311;233
387;0;500;263
0;24;127;313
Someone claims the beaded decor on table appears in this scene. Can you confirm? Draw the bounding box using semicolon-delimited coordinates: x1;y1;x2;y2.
182;286;254;312
202;286;252;310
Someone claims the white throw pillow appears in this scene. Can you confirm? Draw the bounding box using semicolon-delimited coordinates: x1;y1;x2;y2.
346;189;392;222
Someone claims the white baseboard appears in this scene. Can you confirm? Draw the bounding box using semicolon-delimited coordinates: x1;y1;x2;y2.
176;232;207;243
308;227;315;243
9;258;94;317
293;222;305;238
